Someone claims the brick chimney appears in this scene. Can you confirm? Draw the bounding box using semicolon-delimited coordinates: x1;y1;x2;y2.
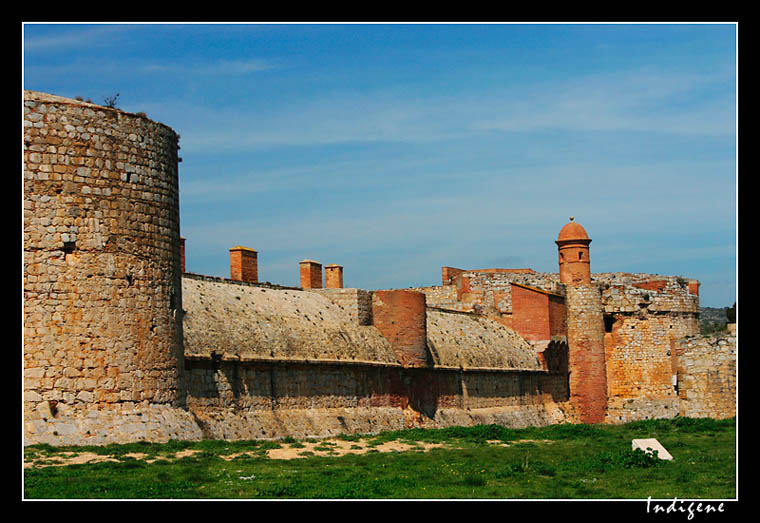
299;260;322;289
325;264;344;288
230;246;258;283
180;237;186;273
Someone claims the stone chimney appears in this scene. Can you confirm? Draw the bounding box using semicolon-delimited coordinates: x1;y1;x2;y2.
325;264;344;288
300;260;323;289
230;246;258;283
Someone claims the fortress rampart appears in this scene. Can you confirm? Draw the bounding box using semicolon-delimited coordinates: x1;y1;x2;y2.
23;91;736;446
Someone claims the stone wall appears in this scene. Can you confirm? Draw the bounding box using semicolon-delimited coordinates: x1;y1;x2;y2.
310;288;373;326
412;270;563;327
23;90;730;447
183;358;574;440
178;274;574;440
676;333;736;419
599;273;700;423
23;90;201;445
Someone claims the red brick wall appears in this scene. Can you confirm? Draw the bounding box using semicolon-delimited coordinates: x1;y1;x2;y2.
442;266;464;285
548;294;567;338
511;284;567;343
371;290;429;367
230;247;258;283
511;284;551;343
633;280;668;293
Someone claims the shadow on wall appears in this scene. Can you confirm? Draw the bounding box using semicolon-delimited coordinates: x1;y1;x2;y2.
183;356;570;421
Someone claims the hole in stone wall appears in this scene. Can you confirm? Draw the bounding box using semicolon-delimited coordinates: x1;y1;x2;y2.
62;241;76;254
603;315;615;333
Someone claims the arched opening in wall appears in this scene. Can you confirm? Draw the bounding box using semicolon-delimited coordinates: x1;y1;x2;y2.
603;314;615;333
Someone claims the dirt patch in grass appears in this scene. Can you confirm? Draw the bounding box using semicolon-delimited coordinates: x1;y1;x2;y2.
24;436;559;468
24;439;452;468
267;439;446;459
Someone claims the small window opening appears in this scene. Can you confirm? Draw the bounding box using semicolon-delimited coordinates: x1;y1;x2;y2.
603;315;615;333
578;251;583;260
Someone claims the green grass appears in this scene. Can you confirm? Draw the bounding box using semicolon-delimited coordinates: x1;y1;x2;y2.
23;417;736;500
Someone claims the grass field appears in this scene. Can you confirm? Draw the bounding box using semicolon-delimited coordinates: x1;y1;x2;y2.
23;417;736;500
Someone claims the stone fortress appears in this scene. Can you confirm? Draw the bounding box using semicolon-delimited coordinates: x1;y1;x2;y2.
23;90;737;446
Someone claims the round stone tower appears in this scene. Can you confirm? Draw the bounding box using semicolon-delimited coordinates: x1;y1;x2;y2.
23;91;201;445
556;218;608;424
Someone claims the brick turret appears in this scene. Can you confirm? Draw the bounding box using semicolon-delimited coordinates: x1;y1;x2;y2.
556;217;592;286
557;218;608;424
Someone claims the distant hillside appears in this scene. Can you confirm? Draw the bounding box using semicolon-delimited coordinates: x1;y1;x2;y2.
700;306;730;334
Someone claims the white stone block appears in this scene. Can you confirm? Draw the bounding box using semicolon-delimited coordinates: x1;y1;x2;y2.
632;438;673;460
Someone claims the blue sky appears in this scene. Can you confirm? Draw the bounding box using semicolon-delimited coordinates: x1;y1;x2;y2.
23;23;737;307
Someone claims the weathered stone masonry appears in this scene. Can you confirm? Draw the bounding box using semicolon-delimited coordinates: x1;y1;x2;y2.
676;333;736;420
23;91;736;446
23;91;202;445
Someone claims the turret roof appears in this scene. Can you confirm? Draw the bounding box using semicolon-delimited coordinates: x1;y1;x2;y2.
557;217;590;242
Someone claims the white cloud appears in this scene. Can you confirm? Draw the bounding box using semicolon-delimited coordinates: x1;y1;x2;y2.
142;58;276;76
169;65;735;156
23;24;131;52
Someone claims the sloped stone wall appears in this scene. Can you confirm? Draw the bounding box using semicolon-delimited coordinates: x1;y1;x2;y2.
182;275;397;364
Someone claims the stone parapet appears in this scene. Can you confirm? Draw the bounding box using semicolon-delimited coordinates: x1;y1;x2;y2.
596;273;700;314
310;288;373;325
